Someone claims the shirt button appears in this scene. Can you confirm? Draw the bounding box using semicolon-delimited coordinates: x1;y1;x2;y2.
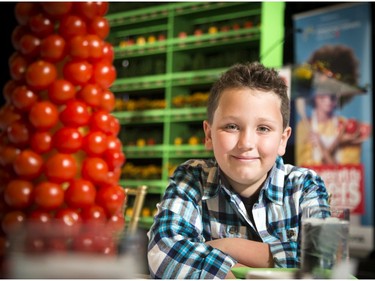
229;227;236;234
287;229;295;239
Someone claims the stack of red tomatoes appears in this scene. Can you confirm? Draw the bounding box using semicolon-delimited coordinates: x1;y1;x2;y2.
0;2;126;256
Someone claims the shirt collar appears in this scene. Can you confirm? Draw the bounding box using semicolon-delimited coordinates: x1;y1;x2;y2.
201;160;221;200
201;156;286;205
263;156;286;205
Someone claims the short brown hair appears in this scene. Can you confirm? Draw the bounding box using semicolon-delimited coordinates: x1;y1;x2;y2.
207;62;290;129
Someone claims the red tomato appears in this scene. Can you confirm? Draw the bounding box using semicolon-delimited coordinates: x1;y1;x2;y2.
44;153;77;183
1;210;26;235
88;17;110;39
47;79;76;105
29;101;59;130
89;110;117;135
82;131;108;156
106;136;122;151
105;168;122;186
102;42;114;62
11;85;38;112
68;35;89;60
41;2;73;18
13;149;43;180
0;104;21;131
94;233;117;255
30;131;52;154
3;80;20;105
28;210;53;233
52;127;83;154
90;41;114;64
73;2;109;20
96;185;126;216
76;83;102;108
24;235;47;254
34;181;65;211
109;116;120;136
345;118;359;134
25;60;57;90
359;123;371;138
6;120;31;148
0;145;21;167
99;89;115;111
63;60;93;86
104;149;126;171
91;61;116;88
40;34;67;62
81;204;106;224
106;213;125;234
58;15;87;39
59;100;90;127
55;208;82;237
28;13;54;38
9;52;29;81
72;231;97;253
86;34;104;60
4;179;34;209
12;25;29;51
82;157;109;184
15;3;40;26
65;179;96;209
19;34;41;58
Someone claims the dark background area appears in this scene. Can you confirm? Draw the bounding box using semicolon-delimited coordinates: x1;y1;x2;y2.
1;2;18;106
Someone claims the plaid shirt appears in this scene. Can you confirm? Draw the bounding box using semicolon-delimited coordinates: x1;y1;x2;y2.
147;156;329;279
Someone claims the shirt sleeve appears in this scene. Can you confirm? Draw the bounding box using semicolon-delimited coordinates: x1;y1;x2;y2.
147;165;237;279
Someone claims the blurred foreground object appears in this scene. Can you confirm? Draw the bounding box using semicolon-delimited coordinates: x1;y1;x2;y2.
7;221;147;278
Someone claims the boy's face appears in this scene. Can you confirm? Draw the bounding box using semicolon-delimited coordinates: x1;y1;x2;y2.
203;88;291;196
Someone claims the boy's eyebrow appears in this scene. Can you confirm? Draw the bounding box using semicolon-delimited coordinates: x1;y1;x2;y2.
256;117;279;124
220;115;280;125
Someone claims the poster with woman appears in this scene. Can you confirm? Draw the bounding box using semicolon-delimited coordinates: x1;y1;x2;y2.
293;3;372;228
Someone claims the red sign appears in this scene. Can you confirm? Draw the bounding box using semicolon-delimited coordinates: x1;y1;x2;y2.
305;164;364;214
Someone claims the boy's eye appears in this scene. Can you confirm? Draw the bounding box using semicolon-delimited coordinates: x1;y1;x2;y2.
224;124;239;131
257;126;270;133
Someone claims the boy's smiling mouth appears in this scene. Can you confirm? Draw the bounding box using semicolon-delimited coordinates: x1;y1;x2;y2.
232;155;259;161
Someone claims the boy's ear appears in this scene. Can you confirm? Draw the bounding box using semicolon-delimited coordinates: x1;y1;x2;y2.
278;126;292;156
203;120;213;150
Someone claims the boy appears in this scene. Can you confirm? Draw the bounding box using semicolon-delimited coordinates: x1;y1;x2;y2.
147;62;329;279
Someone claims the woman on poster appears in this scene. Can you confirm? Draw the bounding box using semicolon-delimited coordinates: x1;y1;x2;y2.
294;44;370;166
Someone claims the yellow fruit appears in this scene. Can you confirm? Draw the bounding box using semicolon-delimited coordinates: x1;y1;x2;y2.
136;138;146;147
136;36;146;45
142;207;151;217
126;207;133;217
148;35;156;43
208;26;218;34
188;136;199;145
174;137;183;145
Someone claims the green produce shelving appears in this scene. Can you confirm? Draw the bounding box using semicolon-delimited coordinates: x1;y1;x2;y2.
107;2;285;228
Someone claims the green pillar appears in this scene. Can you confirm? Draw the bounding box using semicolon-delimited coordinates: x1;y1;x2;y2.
260;2;285;68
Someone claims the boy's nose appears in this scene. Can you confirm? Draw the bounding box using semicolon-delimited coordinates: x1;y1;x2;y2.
237;130;255;150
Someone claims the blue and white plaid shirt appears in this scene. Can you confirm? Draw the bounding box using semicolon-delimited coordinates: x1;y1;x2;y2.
147;156;329;279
